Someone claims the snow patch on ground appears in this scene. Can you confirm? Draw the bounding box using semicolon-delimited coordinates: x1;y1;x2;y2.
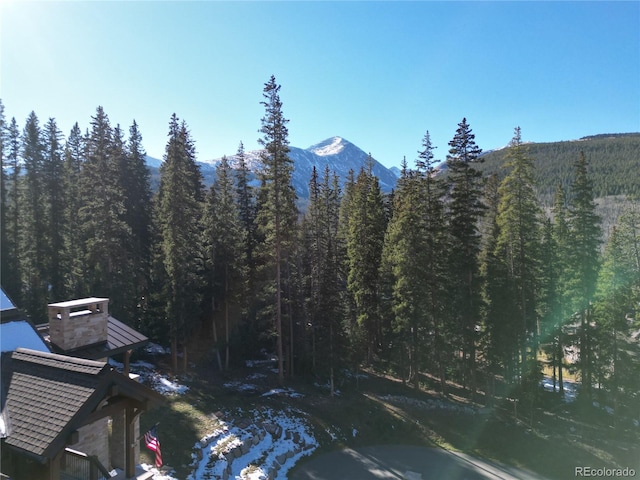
140;464;180;480
224;381;261;393
262;388;304;399
108;358;189;396
186;407;317;480
145;342;171;355
541;377;578;402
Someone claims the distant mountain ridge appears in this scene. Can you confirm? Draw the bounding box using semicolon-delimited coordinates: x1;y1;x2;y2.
474;133;640;203
146;133;639;206
197;136;398;198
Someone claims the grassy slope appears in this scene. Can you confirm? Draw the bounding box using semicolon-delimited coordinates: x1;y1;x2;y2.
139;359;639;480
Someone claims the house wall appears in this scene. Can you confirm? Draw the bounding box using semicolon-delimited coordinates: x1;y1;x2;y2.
73;417;110;470
110;411;141;471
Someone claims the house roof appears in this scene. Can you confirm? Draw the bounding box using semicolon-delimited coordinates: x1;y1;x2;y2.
38;316;149;359
0;288;23;322
0;288;17;312
1;348;164;461
1;319;51;354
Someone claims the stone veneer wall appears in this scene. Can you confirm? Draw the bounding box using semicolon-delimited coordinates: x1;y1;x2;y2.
72;417;110;470
110;411;141;471
48;299;109;351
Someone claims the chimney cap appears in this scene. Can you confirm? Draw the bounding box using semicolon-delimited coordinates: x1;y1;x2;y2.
48;298;109;309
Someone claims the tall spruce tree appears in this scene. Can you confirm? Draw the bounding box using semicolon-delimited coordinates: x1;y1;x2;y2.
539;218;560;392
383;166;428;386
338;168;358;357
203;156;246;369
154;114;205;372
4;116;22;301
0;101;8;297
235;141;256;265
79;107;132;307
0;101;9;297
445;118;484;394
234;141;258;337
480;173;517;397
415;131;448;394
495;127;542;384
302;166;323;372
346;158;386;365
42;118;66;300
567;152;601;400
122;120;153;324
19;111;48;321
596;207;640;422
255;75;298;385
62;123;87;297
302;166;344;390
383;132;447;389
551;184;571;395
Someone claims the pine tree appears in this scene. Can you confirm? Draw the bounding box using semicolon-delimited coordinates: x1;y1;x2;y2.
42;117;66;300
383;166;428;386
301;166;344;390
495;127;542;384
539;218;560;392
567;152;601;400
0;100;9;297
383;132;447;389
346;159;386;365
338;168;358;358
79;107;132;306
235;141;256;265
445;118;484;394
551;185;571;395
154;114;205;372
4;116;22;301
234;141;258;338
302;166;323;372
123;120;153;324
19;111;48;321
255;75;299;385
593;207;640;425
415;131;448;394
62;123;87;297
480;173;517;396
203;156;246;369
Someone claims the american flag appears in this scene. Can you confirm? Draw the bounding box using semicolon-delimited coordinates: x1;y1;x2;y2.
144;425;163;467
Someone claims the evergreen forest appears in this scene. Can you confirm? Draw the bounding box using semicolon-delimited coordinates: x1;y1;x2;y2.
1;77;639;425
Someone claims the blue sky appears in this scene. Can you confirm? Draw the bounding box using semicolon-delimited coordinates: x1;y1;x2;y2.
1;1;638;168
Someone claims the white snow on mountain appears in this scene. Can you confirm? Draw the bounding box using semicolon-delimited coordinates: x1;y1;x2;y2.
308;136;346;156
197;136;398;198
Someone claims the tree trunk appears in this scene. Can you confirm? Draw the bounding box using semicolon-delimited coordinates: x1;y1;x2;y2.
225;265;230;370
182;343;188;373
171;336;178;373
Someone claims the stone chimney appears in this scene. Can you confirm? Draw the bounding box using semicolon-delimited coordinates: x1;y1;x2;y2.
47;297;109;352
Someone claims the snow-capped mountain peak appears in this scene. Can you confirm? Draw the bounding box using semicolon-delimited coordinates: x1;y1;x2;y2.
153;137;399;201
307;136;347;156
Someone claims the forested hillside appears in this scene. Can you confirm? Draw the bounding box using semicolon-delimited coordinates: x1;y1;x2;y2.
1;79;639;429
476;133;640;203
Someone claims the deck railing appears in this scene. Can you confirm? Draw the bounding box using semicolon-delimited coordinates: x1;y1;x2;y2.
61;448;112;480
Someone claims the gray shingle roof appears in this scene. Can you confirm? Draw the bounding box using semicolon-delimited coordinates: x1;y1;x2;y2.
1;348;165;461
38;316;149;359
1;349;107;458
